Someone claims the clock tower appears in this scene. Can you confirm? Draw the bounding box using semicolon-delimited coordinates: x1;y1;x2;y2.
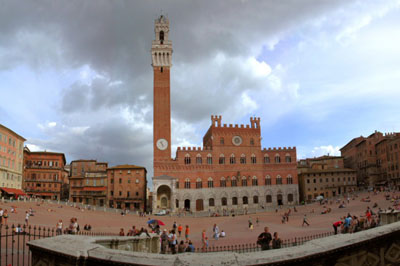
152;15;172;163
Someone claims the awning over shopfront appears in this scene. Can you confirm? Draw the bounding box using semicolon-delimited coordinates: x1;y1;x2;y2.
0;187;27;197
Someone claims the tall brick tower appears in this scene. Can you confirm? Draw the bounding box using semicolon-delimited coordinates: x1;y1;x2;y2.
152;15;172;164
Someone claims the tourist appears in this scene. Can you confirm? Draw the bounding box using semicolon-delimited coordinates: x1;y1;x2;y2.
185;225;190;240
202;229;207;251
14;224;23;234
160;229;168;254
0;208;3;224
220;230;226;237
2;209;8;226
248;217;252;228
172;221;177;231
169;230;177;254
177;224;183;237
25;211;30;226
119;228;125;236
56;219;63;235
272;232;281;249
257;226;272;250
302;214;310;226
178;240;186;253
332;221;342;235
256;217;259;226
186;240;195;252
212;224;219;240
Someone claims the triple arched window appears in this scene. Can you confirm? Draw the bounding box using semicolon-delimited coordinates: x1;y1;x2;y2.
265;175;271;185
196;178;202;189
264;154;270;164
196;154;202;164
220;177;226;187
252;176;258;186
241;176;248;187
231;176;237;187
251;154;257;164
207;154;212;165
184;178;191;189
275;154;281;163
230;154;236;164
287;175;293;184
184;154;191;165
285;153;292;163
276;175;282;185
208;177;214;188
219;154;225;165
240;154;246;164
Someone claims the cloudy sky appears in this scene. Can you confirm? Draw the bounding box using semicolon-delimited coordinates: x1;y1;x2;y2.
1;0;400;187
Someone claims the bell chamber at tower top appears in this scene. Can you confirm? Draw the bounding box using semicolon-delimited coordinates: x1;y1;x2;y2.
151;15;173;67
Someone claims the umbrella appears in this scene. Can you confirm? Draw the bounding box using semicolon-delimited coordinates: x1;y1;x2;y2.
147;219;165;226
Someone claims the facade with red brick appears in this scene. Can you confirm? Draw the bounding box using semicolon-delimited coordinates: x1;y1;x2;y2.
69;160;108;206
151;16;299;213
375;133;400;190
23;148;68;200
341;131;386;187
107;165;147;211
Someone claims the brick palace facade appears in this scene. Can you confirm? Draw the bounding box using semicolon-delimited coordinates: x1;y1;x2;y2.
151;16;299;213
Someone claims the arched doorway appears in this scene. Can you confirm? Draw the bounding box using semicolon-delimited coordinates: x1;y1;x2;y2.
277;194;283;205
184;199;191;211
196;199;204;211
157;185;171;209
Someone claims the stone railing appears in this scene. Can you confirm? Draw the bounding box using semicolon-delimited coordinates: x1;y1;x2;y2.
28;222;400;266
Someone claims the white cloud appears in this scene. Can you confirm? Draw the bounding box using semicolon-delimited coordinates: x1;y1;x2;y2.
310;145;341;157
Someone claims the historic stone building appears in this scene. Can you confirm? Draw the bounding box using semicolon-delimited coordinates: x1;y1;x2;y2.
298;156;357;202
375;132;400;190
69;160;108;206
107;165;147;211
151;16;299;213
0;124;26;198
23;147;69;200
341;130;400;188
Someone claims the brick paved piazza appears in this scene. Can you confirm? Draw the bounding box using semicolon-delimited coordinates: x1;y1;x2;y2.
1;191;398;248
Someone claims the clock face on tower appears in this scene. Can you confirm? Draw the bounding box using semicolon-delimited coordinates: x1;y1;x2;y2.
156;138;168;150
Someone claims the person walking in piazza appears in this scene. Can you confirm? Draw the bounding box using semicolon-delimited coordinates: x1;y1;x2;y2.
172;221;177;231
257;226;272;250
2;209;9;226
213;224;220;240
177;224;183;237
25;211;30;226
302;214;310;226
185;225;190;240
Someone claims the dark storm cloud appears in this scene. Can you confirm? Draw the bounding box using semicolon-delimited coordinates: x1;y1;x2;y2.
30;119;152;168
1;0;355;182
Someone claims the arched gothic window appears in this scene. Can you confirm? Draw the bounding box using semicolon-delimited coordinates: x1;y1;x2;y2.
184;154;191;165
230;154;236;164
221;197;227;206
184;178;191;189
207;154;212;165
219;154;225;165
252;176;258;186
250;138;254;145
287;175;293;184
253;195;259;204
264;154;270;163
243;196;248;204
231;176;237;187
285;153;292;163
251;154;257;164
220;137;224;145
208;177;214;188
209;198;215;207
232;197;238;205
276;175;282;185
241;176;248;187
265;175;271;185
196;154;202;164
240;154;246;164
275;154;281;163
196;178;202;189
220;177;226;187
